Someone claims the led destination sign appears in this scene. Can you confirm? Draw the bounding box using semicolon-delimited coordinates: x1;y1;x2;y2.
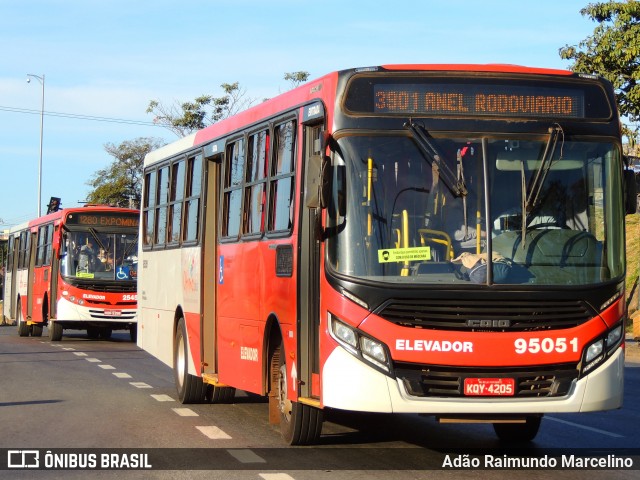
66;213;139;228
343;75;613;119
373;84;585;118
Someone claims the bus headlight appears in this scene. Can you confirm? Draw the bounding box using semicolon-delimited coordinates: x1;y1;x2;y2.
581;323;624;376
605;325;623;349
329;314;392;375
360;336;388;368
584;340;604;363
332;319;357;351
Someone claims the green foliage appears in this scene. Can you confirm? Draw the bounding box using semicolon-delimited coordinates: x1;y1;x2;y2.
147;82;255;137
86;137;165;209
147;72;310;138
559;1;640;143
284;71;310;88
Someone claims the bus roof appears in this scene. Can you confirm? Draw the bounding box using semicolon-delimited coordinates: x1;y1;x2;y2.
143;64;584;165
8;205;139;231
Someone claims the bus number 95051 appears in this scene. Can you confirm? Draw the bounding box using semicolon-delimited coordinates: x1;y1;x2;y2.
514;337;579;355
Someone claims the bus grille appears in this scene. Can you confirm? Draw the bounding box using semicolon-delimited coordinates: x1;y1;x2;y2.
376;299;593;331
394;363;578;398
82;283;137;293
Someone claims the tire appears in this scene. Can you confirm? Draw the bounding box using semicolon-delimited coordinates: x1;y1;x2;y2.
270;339;323;445
174;317;206;404
206;384;236;404
99;328;112;339
87;327;100;339
49;320;63;342
129;324;137;343
17;304;30;337
493;416;542;442
31;324;43;337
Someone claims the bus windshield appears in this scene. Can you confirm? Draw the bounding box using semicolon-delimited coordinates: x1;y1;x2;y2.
61;230;138;282
326;133;625;286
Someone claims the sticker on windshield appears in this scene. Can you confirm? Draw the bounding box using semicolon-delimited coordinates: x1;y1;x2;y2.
378;247;431;263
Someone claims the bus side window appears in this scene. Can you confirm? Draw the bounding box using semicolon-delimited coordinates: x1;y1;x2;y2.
268;120;296;233
222;139;245;238
183;154;202;243
143;170;157;247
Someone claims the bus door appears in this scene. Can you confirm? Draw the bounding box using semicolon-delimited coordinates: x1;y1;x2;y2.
5;235;17;320
298;116;325;400
49;226;60;320
26;230;37;320
202;150;221;376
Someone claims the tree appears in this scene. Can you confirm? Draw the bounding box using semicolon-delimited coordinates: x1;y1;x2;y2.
284;71;310;89
559;0;640;145
147;72;310;138
147;82;256;138
86;137;165;208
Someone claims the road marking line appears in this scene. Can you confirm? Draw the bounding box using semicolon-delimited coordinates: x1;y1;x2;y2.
546;416;624;438
227;449;266;464
73;352;88;357
259;474;296;480
113;372;132;379
151;394;175;402
62;347;75;351
85;358;101;363
130;382;153;389
196;426;232;439
98;364;116;370
150;394;175;402
172;408;198;417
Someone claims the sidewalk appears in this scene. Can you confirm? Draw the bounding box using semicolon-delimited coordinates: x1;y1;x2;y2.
626;335;640;364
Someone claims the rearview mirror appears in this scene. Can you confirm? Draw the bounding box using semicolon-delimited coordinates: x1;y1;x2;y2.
319;156;332;209
624;168;637;214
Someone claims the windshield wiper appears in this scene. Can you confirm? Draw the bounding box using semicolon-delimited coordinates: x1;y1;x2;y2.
404;120;467;198
525;124;563;215
121;236;138;261
89;227;109;253
520;124;563;245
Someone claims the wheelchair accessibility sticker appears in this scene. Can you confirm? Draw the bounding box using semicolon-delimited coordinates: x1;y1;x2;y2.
116;266;130;280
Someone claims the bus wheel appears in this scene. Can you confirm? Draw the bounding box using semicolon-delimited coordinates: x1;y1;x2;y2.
493;416;542;442
174;317;206;404
31;324;43;337
99;328;113;339
17;305;30;337
129;325;137;343
49;320;63;342
271;340;323;445
205;384;235;404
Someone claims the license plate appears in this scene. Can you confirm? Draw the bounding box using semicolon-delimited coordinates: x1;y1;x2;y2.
464;377;515;396
104;309;122;317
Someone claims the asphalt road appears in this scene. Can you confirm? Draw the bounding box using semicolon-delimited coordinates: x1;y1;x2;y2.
1;325;639;479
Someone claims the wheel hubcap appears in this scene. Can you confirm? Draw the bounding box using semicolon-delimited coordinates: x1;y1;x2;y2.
278;364;292;422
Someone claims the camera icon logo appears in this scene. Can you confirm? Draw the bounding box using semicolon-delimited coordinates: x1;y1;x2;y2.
7;450;40;468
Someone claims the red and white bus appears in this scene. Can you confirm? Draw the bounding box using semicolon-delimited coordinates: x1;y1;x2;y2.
138;65;637;444
3;205;139;341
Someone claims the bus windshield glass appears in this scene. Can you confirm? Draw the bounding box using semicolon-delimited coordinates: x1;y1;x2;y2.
326;133;625;286
61;230;138;282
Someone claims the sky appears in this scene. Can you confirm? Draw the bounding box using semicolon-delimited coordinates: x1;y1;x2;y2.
0;0;599;228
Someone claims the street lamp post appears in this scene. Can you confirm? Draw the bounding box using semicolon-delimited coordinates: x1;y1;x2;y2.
27;73;45;217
